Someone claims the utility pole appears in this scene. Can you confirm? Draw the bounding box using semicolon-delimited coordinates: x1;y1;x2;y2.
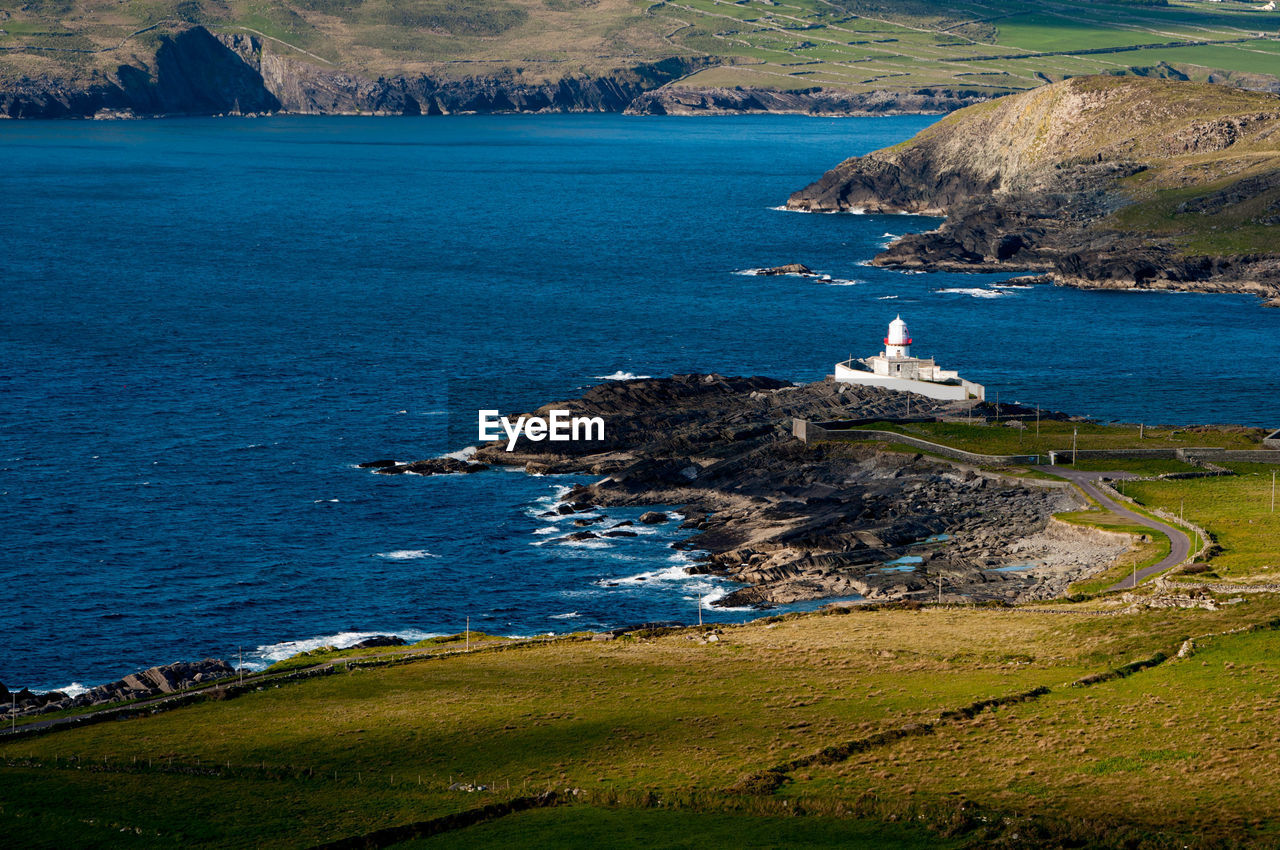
466;617;471;651
698;594;704;627
995;391;1000;425
238;647;244;686
1132;556;1137;590
1036;406;1040;438
1139;423;1144;440
937;575;943;605
1272;471;1276;513
10;694;14;734
1072;427;1078;466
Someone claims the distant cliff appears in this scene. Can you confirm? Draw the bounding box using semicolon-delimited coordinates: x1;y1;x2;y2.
0;25;705;119
625;85;995;116
787;76;1280;301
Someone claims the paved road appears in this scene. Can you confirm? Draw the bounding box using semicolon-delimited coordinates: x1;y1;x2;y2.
1036;466;1191;591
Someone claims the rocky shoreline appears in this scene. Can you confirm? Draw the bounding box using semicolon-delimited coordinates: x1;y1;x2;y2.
2;659;234;719
385;375;1127;612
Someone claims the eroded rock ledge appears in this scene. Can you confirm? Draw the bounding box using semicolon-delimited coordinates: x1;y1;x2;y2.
399;375;1111;609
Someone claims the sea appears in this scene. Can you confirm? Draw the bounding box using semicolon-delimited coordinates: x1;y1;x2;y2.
2;114;1276;692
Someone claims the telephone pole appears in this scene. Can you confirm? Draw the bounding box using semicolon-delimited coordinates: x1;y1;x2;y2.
1072;427;1078;466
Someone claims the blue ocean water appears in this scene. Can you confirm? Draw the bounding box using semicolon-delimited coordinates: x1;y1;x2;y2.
2;114;1276;691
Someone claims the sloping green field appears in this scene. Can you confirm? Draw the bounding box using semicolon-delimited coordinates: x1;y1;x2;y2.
6;597;1280;847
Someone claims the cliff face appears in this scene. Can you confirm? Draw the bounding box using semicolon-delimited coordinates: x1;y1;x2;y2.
624;85;995;117
1;27;280;118
787;76;1280;298
0;26;703;119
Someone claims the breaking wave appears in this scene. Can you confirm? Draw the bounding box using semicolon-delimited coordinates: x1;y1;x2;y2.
936;287;1008;299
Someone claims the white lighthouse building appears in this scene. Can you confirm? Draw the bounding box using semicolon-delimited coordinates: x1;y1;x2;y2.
834;315;984;401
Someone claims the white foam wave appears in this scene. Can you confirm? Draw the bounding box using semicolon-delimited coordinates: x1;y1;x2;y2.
993;283;1033;290
549;612;580;619
313;498;340;503
39;681;89;698
377;549;440;560
822;278;863;286
440;445;478;462
534;526;559;535
596;564;694;586
250;629;443;666
877;295;899;300
596;371;651;381
695;586;753;612
560;538;611;549
936;287;1008;299
769;204;864;214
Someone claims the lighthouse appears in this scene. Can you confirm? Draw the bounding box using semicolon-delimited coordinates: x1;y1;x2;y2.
832;315;984;401
885;315;912;359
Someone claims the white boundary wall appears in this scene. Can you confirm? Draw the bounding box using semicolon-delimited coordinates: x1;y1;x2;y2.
833;362;983;401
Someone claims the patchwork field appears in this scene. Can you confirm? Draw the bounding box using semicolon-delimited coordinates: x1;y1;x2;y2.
4;0;1280;92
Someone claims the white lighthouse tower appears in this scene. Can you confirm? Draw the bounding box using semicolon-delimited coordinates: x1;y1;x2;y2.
833;315;984;401
885;315;912;359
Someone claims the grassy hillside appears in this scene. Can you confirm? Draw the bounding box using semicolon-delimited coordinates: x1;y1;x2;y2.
4;0;1280;90
6;598;1280;846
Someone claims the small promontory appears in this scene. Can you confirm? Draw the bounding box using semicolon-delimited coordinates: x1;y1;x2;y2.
787;76;1280;302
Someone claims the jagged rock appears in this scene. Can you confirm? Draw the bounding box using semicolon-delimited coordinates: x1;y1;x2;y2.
753;263;814;276
357;459;398;469
5;658;234;718
351;635;407;649
375;457;487;476
564;531;599;541
639;511;670;525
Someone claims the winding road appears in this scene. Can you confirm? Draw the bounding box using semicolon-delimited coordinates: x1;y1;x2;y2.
1037;467;1192;591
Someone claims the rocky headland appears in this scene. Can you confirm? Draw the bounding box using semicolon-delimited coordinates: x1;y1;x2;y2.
385;375;1126;610
787;76;1280;304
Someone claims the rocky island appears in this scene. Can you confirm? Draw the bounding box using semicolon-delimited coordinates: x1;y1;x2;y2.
383;375;1137;609
787;76;1280;305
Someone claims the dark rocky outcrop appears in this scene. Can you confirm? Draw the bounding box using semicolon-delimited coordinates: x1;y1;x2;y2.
753;263;815;276
2;27;279;118
391;374;1086;608
351;635;407;649
4;658;234;719
786;76;1280;299
373;457;488;476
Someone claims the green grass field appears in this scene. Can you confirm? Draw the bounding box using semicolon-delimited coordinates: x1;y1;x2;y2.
1125;463;1280;581
851;419;1266;458
7;599;1280;847
780;621;1280;847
